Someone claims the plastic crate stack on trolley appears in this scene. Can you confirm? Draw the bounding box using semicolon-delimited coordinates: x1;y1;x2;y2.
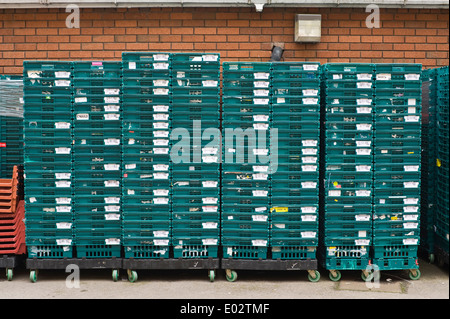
321;63;375;282
0;75;24;179
72;61;123;259
23;61;75;259
170;53;221;262
434;66;449;267
121;53;172;266
372;64;422;280
269;62;321;282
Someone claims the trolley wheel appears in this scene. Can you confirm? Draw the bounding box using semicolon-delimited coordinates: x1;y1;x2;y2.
307;270;320;282
225;269;238;282
6;268;13;281
208;270;216;282
112;269;119;282
361;270;374;282
127;269;138;283
30;270;37;283
329;270;341;282
409;269;421;280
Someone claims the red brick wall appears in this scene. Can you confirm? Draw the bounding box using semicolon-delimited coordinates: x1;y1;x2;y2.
0;6;448;74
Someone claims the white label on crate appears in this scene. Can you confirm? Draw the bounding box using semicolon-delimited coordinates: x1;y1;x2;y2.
154;172;169;180
105;197;120;204
408;107;416;114
55;172;71;179
254;81;270;88
202;181;218;188
153;164;169;171
103;114;120;121
75;97;87;103
252;190;268;197
55;80;71;87
104;180;120;187
404;165;419;172
56;206;71;213
153;231;169;238
154;239;170;246
277;97;286;104
303;64;318;71
356;190;371;197
356;165;371;172
105;238;120;245
227;148;235;153
56;222;72;229
202;197;218;204
202;147;218;155
404;181;419;188
104;138;120;145
153;79;169;87
125;164;136;170
104;97;120;103
202;222;218;229
404;115;419;122
254;98;269;105
56;239;72;246
55;181;71;188
202;239;218;245
153;131;169;138
55;122;71;129
176;71;185;78
329;190;341;196
128;62;136;69
379;199;386;204
253;165;269;172
104;213;120;221
154;139;169;146
154;54;169;61
302;165;317;172
203;54;218;62
403;238;418;245
332;99;340;105
154;62;169;70
253;173;268;180
404;222;419;229
253;148;269;156
356;123;372;130
404;198;419;205
355;239;370;246
333;74;343;80
404;214;419;221
76;113;89;120
302;148;317;155
301;231;316;238
404;206;419;213
301;206;317;213
56;197;71;204
302;140;318;147
254;72;269;79
255;207;267;212
154;148;169;154
357;107;372;114
104;88;120;95
357;82;372;89
358;231;367;237
104;164;120;171
253;123;269;130
202;206;218;212
357;73;372;80
202;80;218;87
302;182;317;188
357;98;372;106
153;189;169;196
303;98;319;105
408;99;417;106
55;71;71;78
356;214;371;221
274;224;285;229
153;88;169;95
303;89;319;96
154;197;169;205
254;89;270;97
127;190;135;195
153;105;169;112
405;74;420;81
356;140;372;147
376;73;391;81
252;240;267;247
302;156;318;164
302;215;317;222
153;122;169;129
253;115;269;122
203;156;218;163
381;149;388;154
105;205;120;212
252;215;268;222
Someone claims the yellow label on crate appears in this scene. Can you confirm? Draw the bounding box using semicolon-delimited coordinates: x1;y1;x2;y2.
437;158;441;167
333;181;338;186
270;207;289;213
407;152;414;154
391;216;398;220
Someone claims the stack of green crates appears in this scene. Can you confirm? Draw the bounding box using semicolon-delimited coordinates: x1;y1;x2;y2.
270;62;320;260
322;63;375;280
435;66;449;261
0;75;24;179
373;64;422;277
72;61;122;258
23;61;74;258
221;62;272;259
121;52;172;259
171;53;221;258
